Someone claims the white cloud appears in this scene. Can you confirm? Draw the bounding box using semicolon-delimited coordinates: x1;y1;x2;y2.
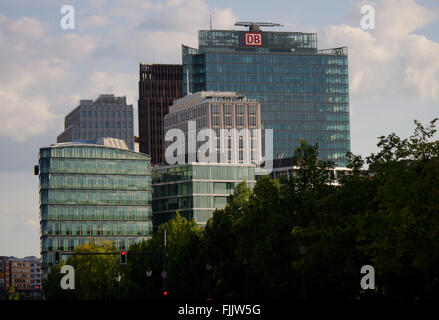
0;0;237;143
321;0;439;101
319;0;439;157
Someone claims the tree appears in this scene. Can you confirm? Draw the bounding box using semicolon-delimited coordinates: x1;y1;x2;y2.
4;285;20;300
125;212;204;299
43;240;123;300
43;264;77;300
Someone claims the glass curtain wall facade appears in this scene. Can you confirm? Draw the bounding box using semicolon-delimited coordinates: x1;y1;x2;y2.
38;144;152;274
152;163;256;229
182;29;350;166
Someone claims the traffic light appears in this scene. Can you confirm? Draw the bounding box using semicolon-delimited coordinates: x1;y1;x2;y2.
54;251;60;266
36;285;40;290
120;250;127;265
163;291;168;296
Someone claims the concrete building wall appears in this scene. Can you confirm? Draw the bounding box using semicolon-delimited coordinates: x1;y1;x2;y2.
57;94;135;150
164;91;262;165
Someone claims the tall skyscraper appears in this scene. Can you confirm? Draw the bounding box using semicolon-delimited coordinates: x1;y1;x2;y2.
57;94;135;150
164;91;262;165
138;64;183;165
37;140;152;275
182;22;350;166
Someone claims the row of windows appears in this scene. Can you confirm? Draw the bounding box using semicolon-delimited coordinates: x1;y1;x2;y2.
194;181;254;194
207;82;350;98
40;146;147;160
165;103;258;126
262;112;349;122
205;75;349;94
265;122;349;131
40;158;151;175
272;140;350;153
152;165;193;183
153;182;192;197
153;195;230;212
152;165;255;183
40;190;152;206
153;196;193;211
71;132;132;141
80;121;132;129
205;63;348;76
166;115;258;131
262;103;349;113
205;53;347;66
153;180;254;198
41;205;152;221
237;94;349;104
41;221;152;238
81;110;132;118
40;174;151;191
272;131;350;141
270;147;349;164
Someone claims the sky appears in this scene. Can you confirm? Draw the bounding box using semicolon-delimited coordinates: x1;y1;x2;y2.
0;0;438;258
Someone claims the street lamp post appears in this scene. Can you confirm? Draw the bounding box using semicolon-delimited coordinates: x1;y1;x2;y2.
116;274;121;300
146;266;152;301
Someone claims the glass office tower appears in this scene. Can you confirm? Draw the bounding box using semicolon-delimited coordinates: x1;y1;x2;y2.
182;27;350;166
152;163;256;229
38;142;152;274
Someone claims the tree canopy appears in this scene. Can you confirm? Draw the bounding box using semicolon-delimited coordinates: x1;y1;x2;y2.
43;119;439;300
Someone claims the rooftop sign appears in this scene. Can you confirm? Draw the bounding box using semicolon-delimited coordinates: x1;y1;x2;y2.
245;33;262;46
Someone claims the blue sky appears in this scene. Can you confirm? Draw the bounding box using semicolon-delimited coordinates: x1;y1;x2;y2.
0;0;438;258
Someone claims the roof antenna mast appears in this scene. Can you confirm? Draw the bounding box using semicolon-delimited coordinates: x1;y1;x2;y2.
234;22;283;32
209;14;212;30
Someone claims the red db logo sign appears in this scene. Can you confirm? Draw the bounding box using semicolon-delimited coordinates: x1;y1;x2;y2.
245;33;262;46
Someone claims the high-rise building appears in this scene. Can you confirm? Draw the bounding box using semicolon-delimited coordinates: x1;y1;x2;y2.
138;64;183;165
152;162;256;229
57;94;135;150
0;256;41;297
164;91;262;164
37;140;152;275
182;22;350;166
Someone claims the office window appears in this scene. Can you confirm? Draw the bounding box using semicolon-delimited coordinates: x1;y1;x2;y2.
211;105;220;114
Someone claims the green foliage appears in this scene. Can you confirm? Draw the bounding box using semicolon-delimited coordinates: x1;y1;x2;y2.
44;240;122;300
4;285;20;300
124;212;204;299
43;119;439;300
